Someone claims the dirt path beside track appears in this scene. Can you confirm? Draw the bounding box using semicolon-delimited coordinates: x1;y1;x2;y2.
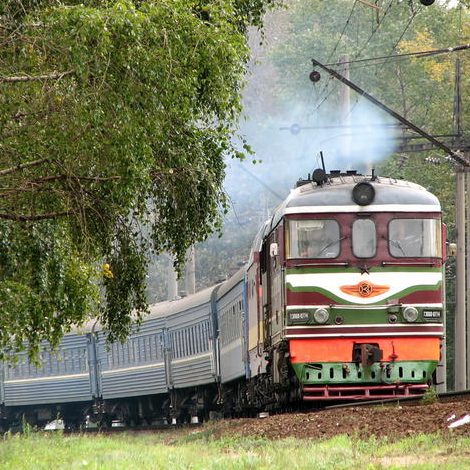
195;397;470;441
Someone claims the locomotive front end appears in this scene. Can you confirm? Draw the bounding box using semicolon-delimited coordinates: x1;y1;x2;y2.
280;172;444;400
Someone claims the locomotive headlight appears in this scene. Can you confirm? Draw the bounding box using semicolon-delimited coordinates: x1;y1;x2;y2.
313;308;329;324
352;182;375;206
403;306;419;323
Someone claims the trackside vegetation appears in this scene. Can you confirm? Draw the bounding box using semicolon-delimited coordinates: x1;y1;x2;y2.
0;430;469;469
0;0;278;358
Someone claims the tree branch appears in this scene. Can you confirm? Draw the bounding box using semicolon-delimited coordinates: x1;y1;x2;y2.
0;172;121;200
0;210;80;221
0;158;50;177
0;187;54;198
34;174;121;183
1;70;75;83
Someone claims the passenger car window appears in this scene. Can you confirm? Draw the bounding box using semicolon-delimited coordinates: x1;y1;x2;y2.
288;219;340;259
388;218;441;257
352;219;376;258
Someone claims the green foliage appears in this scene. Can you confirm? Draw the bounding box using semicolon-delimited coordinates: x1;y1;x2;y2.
0;0;278;356
421;386;439;405
0;221;99;357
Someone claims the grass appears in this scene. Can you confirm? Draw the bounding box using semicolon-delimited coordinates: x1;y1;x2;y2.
421;388;439;405
0;428;469;469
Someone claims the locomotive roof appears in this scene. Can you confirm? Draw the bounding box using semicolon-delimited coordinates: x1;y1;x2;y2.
271;174;440;227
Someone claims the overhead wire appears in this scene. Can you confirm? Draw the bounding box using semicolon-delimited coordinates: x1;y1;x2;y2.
342;3;424;123
312;0;396;117
353;0;395;60
327;0;359;63
306;1;465;167
310;76;338;113
381;4;423;68
223;190;245;228
344;45;470;72
383;4;444;138
287;1;360;157
308;0;453;156
325;44;470;67
311;0;359;116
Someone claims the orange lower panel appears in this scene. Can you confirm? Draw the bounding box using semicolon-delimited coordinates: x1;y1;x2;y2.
289;337;440;363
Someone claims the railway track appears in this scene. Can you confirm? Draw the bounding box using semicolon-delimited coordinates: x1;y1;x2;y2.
46;388;469;434
324;388;470;410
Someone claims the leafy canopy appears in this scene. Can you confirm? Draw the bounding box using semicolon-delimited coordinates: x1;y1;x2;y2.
0;0;277;357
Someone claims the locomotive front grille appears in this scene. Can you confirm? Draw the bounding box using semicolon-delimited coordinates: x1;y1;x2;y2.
302;383;430;401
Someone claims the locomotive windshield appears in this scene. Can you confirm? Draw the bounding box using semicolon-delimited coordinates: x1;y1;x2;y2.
287;219;340;259
388;218;441;257
352;219;376;258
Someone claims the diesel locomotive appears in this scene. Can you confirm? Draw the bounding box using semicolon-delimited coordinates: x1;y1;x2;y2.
0;169;445;428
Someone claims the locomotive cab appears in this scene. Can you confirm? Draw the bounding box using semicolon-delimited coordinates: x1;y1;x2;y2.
257;170;444;401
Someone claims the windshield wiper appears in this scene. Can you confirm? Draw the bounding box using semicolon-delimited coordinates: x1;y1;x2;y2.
382;235;405;256
318;236;346;255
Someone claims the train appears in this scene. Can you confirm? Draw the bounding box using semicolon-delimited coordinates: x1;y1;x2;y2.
0;168;445;429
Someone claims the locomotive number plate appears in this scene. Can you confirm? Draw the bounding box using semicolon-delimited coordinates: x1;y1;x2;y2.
422;309;442;320
288;311;310;324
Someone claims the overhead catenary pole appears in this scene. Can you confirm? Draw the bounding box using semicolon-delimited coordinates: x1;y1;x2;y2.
339;54;351;161
453;57;467;391
466;168;470;387
455;168;467;390
185;246;196;296
310;57;470;167
168;255;178;300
